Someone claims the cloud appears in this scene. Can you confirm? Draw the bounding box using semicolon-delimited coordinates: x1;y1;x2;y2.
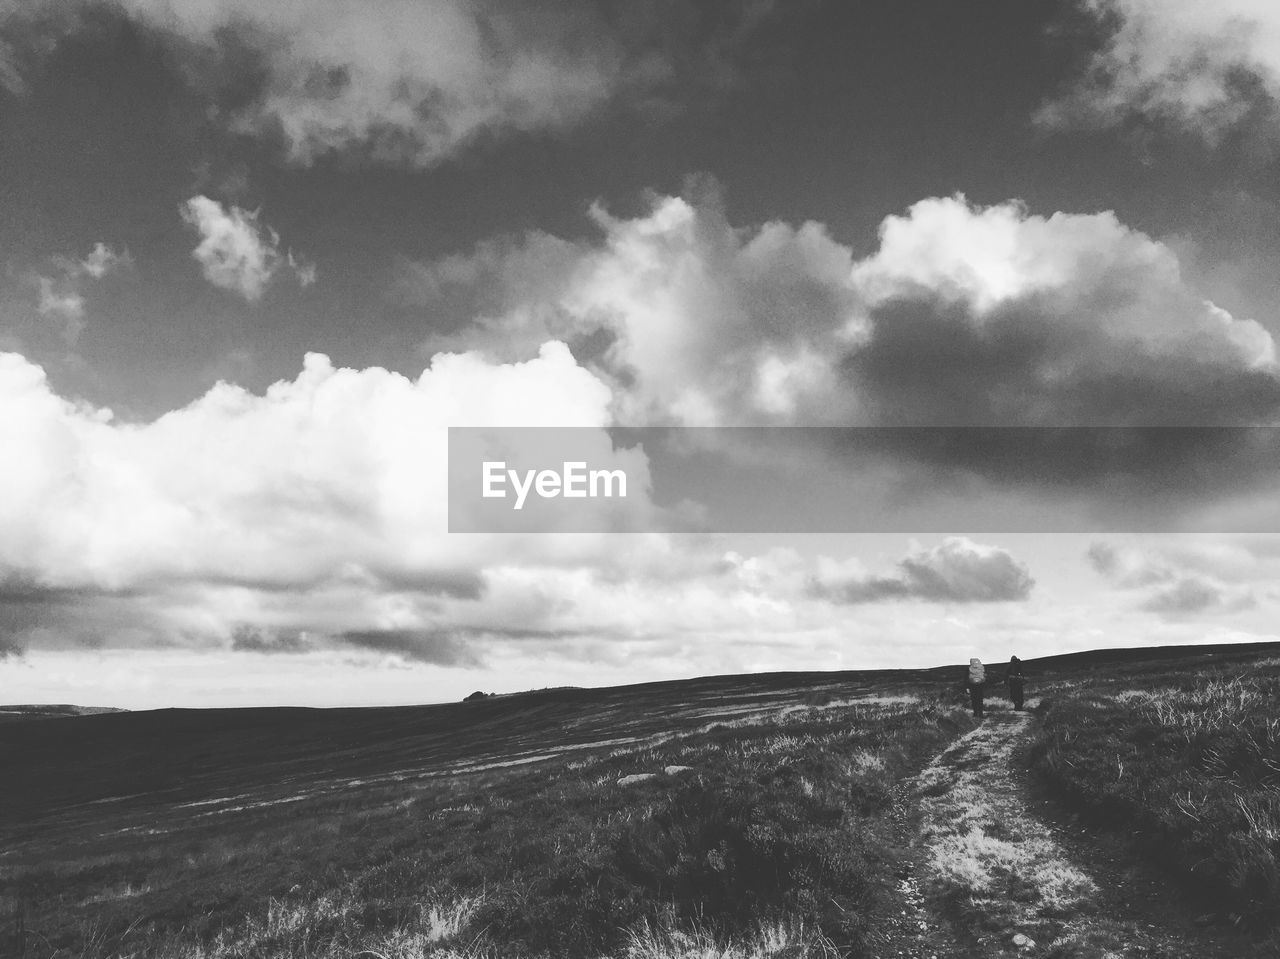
287;250;317;288
229;624;310;653
1040;0;1280;144
0;341;654;655
31;242;131;344
399;187;1280;527
0;1;789;167
0;340;619;590
180;196;313;301
0;35;24;95
1088;539;1259;615
1141;576;1255;615
339;628;483;666
845;196;1278;426
809;538;1035;604
78;242;129;280
409;177;861;425
413;187;1280;432
0;342;819;670
35;278;84;323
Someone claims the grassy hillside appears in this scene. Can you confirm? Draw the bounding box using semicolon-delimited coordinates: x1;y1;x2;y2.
1;669;975;958
0;704;127;725
1029;650;1280;929
3;642;1279;958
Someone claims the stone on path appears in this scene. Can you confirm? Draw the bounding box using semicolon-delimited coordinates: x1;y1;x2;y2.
617;773;658;786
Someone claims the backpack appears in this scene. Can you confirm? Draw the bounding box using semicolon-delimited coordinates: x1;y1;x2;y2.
968;660;985;685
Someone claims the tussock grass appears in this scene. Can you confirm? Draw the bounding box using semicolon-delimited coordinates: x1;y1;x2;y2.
624;913;838;959
1031;664;1280;927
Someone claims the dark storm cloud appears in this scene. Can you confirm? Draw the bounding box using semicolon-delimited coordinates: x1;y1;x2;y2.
339;628;483;666
824;427;1280;509
808;538;1034;605
841;295;1280;428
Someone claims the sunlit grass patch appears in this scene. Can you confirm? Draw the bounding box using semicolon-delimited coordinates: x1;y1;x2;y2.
624;914;839;959
918;718;1097;938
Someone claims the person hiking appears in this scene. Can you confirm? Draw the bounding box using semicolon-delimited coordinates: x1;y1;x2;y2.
965;657;986;718
1005;655;1026;710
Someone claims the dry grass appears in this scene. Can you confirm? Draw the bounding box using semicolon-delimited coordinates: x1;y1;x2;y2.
623;915;839;959
917;717;1099;942
1032;662;1280;927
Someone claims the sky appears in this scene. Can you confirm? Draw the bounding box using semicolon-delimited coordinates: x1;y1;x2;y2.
4;0;1280;707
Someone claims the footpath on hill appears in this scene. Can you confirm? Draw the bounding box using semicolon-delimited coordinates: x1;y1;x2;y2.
867;706;1268;959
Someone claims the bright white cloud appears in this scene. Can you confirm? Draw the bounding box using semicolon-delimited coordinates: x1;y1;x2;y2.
180;196;312;301
1041;0;1280;142
0;341;621;594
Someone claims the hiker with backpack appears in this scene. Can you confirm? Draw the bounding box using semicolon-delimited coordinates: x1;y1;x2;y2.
1005;655;1026;710
965;658;986;718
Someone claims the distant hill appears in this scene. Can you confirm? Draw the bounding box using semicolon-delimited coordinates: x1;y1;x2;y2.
0;704;128;724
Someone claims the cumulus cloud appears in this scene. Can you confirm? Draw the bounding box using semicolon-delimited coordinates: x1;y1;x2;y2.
1040;0;1280;143
846;196;1278;426
0;1;787;167
398;187;1280;528
411;187;1280;432
0;340;675;660
808;538;1035;604
411;178;861;425
0;333;1042;665
0;341;623;591
180;196;313;301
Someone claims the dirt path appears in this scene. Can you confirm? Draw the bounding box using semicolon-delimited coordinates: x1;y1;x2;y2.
863;776;983;959
889;706;1271;959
